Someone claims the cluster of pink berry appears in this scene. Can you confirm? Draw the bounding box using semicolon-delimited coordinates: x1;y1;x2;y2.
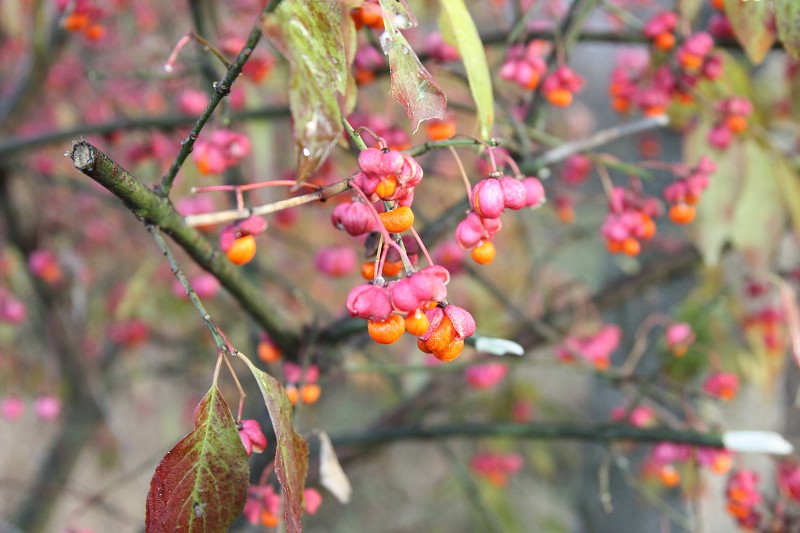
664;322;696;357
742;279;787;355
192;129;252;175
470;451;524;487
703;372;740;401
555;323;622;370
726;469;762;528
643;442;732;488
455;170;544;265
244;483;321;528
708;97;754;150
609;12;723;116
57;0;106;41
333;144;477;362
283;362;322;405
499;42;584;107
599;186;661;256
219;216;268;266
662;155;716;225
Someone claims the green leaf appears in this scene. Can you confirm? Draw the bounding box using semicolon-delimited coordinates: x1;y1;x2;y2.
239;354;308;533
773;154;800;236
438;0;494;138
261;0;347;182
776;0;800;59
678;0;704;28
145;386;249;533
724;0;776;64
729;141;786;270
378;0;447;132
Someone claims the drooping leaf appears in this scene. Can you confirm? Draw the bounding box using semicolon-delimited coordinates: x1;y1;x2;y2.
438;0;494;138
729;140;786;271
378;0;447;132
239;354;308;533
145;386;249;533
724;0;776;64
261;0;347;182
318;431;352;504
776;0;800;59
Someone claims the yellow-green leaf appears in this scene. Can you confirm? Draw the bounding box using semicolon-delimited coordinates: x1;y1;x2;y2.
776;0;800;59
438;0;494;138
378;0;447;132
724;0;776;64
261;0;347;181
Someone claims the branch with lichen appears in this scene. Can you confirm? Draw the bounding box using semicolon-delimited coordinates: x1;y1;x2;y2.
67;140;298;352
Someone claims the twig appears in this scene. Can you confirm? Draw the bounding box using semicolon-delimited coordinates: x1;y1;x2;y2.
184;177;352;227
67;140;297;352
529;114;670;170
156;2;278;195
331;421;725;448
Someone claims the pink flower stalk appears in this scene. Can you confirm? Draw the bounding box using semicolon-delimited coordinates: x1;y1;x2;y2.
33;395;62;422
465;362;509;389
237;419;267;456
314;246;358;278
0;396;24;421
346;283;393;321
703;372;739;401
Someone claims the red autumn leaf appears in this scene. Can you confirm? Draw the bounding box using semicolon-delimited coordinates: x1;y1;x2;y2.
145;385;249;533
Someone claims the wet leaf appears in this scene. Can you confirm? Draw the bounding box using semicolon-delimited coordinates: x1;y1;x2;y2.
261;0;347;181
145;386;248;533
724;0;776;64
776;0;800;59
439;0;494;138
318;431;352;504
239;354;308;533
378;0;447;132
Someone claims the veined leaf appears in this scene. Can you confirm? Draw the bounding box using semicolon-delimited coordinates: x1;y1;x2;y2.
261;0;347;182
724;0;776;64
378;0;447;132
145;386;249;533
776;0;800;59
438;0;494;138
239;354;308;533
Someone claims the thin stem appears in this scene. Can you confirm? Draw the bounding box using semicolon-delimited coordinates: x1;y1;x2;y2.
190;31;233;69
156;4;275;196
148;225;230;353
222;353;247;422
349;182;410;265
343;117;369;151
192;181;322;194
408;226;434;267
184;177;353;227
164;34;192;73
449;146;473;200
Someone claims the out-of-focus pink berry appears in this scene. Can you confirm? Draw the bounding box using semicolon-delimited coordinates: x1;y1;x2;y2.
0;396;24;421
522;177;545;207
314;246;358;278
465;362;509;389
704;372;739;401
303;488;323;515
34;395;62;421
